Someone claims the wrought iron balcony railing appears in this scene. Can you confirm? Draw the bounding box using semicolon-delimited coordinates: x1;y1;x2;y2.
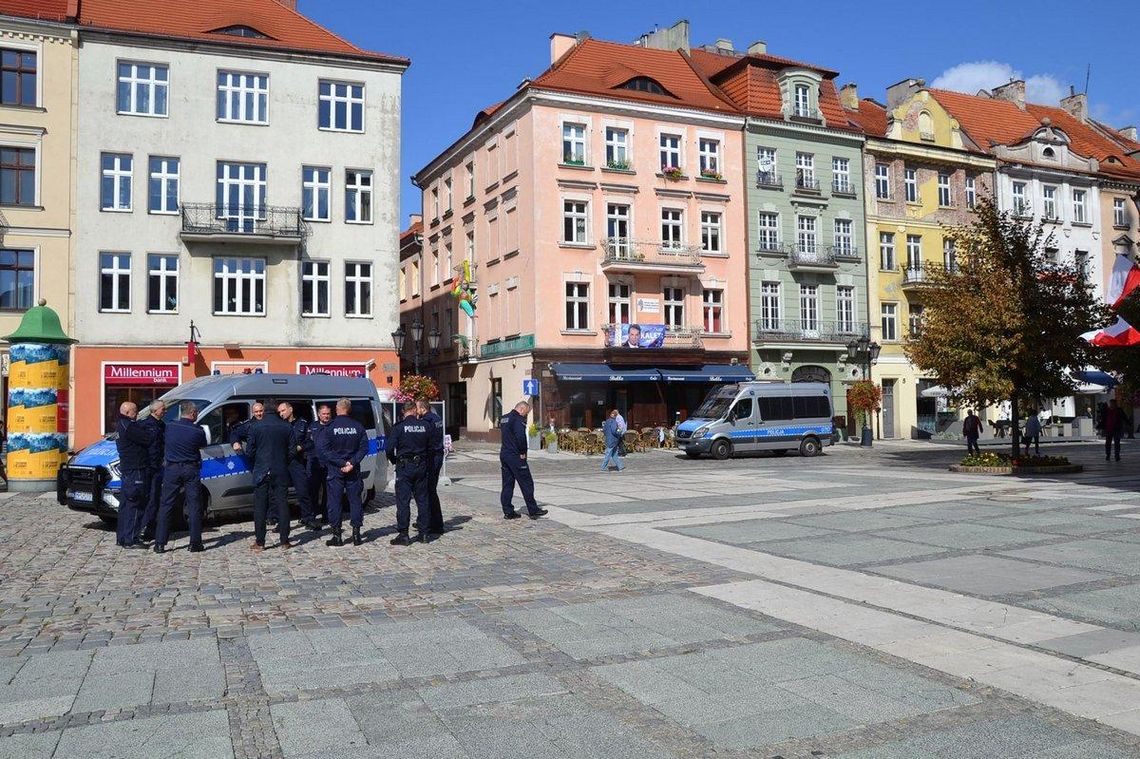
795;174;821;193
832;179;857;196
180;203;303;241
754;319;866;344
601;238;703;268
755;171;783;189
830;244;860;261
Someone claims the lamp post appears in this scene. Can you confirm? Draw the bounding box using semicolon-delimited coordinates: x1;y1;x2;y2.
846;335;882;447
391;319;441;376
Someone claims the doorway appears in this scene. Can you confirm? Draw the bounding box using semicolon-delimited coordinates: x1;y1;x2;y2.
882;379;896;438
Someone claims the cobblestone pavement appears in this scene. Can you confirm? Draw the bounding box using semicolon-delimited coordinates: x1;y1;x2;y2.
2;440;1140;757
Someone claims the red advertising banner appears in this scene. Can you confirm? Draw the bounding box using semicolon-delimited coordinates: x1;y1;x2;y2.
297;363;368;378
103;363;180;386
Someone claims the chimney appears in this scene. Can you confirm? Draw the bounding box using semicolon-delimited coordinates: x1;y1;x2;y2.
992;79;1026;110
637;19;690;52
839;83;859;111
408;213;423;228
713;38;734;53
747;40;767;55
550;33;577;64
1060;86;1088;122
886;78;925;109
1121;126;1138;142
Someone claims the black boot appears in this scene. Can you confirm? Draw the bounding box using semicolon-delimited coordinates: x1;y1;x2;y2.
389;532;412;546
326;530;344;547
352;527;363;546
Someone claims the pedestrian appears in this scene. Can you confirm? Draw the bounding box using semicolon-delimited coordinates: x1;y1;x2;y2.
499;400;547;520
1105;399;1125;462
387;403;432;545
277;401;318;530
962;410;982;455
114;401;155;548
230;402;265;452
601;409;625;472
416;399;446;534
247;401;294;551
1023;410;1041;456
135;400;166;543
154;403;208;554
308;404;332;522
317;398;369;546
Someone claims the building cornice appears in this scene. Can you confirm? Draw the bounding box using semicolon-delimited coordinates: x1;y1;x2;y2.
864;137;996;170
745;115;864;146
0;16;76;41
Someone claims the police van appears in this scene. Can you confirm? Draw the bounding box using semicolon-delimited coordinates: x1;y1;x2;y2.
676;382;834;460
57;373;393;523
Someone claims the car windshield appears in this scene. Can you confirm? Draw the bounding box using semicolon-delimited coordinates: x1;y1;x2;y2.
137;398;209;422
692;388;737;420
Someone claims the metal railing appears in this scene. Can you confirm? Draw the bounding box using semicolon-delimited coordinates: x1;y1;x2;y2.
830;244;860;261
788;107;822;121
754;319;866;344
788;244;836;267
901;266;927;285
832;179;857;196
181;203;303;239
755;171;783;189
601;238;703;267
795;174;821;192
454;336;478;363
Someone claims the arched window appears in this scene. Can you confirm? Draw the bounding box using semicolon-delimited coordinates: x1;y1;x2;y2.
794;83;812;117
619;77;666;96
1042;146;1056;159
211;25;269;38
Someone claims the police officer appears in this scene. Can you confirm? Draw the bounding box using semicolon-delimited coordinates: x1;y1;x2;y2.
415;399;446;533
247;401;294;551
135;400;166;543
387;403;432;545
277;401;318;531
500;400;547;520
308;404;333;522
316;398;369;546
115;401;155;548
229;402;265;451
154;403;208;553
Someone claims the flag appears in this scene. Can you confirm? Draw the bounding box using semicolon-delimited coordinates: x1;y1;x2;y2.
1081;317;1140;347
1106;254;1140;308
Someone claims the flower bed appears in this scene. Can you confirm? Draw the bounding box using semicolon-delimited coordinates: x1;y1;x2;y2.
950;451;1083;475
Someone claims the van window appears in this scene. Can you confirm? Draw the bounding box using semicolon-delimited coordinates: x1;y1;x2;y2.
272;399;314;423
317;399;377;430
730;398;753;421
200;402;249;446
758;396;793;422
793;396;830;419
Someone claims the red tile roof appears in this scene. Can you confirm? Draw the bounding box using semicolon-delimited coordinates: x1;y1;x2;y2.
846;98;888;138
0;0;72;22
690;48;839;79
400;219;423;247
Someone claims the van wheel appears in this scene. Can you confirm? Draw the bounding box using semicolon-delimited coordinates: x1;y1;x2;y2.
799;436;822;457
711;439;733;460
684;450;701;459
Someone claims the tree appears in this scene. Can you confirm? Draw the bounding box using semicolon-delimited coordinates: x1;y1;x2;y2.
847;380;882;432
905;198;1104;458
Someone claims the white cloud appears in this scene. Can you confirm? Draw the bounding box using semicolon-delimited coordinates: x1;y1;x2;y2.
931;61;1066;105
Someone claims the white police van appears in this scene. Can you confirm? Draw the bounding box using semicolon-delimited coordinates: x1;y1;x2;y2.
57;373;393;523
676;382;835;459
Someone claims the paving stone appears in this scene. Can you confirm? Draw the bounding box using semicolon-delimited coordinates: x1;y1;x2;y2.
696;706;859;748
783;511;936;532
761;534;945;567
271;699;367;757
53;709;233;759
874;555;1111;595
1002;539;1140;575
0;731;58;759
668;519;836;544
874;522;1047;550
984;511;1136;537
1025;583;1140;628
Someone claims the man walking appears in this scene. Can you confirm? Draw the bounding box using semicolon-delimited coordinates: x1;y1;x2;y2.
499;400;547;520
277;401;318;530
136;400;166;543
154;403;208;554
1105;398;1125;462
601;409;625;472
387;403;431;545
1023;411;1042;456
114;401;154;548
317;398;369;546
308;404;332;522
247;402;294;551
962;410;982;455
416;399;446;533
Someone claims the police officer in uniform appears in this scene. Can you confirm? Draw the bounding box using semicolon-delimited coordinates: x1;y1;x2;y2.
154;403;208;553
415;399;446;533
308;404;333;522
135;400;166;543
114;401;155;548
500;400;547;520
229;402;264;450
387;403;432;545
316;398;369;546
247;401;295;551
277;401;318;531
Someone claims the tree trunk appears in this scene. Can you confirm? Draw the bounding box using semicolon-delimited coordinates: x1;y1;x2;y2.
1010;393;1021;459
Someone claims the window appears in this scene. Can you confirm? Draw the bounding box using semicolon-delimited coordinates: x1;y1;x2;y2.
879;232;895;270
0;249;34;310
563;200;588;243
698;138;720;175
620;77;665;95
659;133;681;171
430;187;439;219
213;257;265;315
758;396;794;422
1012;182;1028;216
799;284;818;332
702;288;723;333
302;166;331;221
757;147;778;184
491;378;503;425
345;169;373;223
759;281;781;330
465;161;475;198
216;71;268;124
214;25;268;38
606;203;630;254
793;83;811;117
564;282;589;330
905;235;922;270
562;122;586;164
345;261;372;316
99;252;131;312
937;172;952;207
875;164;890;199
904;167;917;203
1072;189;1087;223
429;247;438;286
795;152;815;188
700;211;722;253
465;231;475;266
443;242;452;280
757;211;780;251
301;260;330;316
608;282;630;325
146;254;178;313
836;286;855;333
1;49;36;107
943;238;957;272
1075;250;1090;279
147;156;179;214
0;146;35;206
832;157;851;193
1042;185;1058;220
215;162;266;230
908;304;924;338
664;286;684;328
100;152;132;211
965;176;977;208
661;208;683;249
117;62;168;116
318;80;364;132
833;219;853;256
443;177;452;211
796;215;817;254
604;127;629;169
881;303;898;341
1115;198;1128;228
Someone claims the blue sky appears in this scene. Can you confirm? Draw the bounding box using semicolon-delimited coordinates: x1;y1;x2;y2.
303;0;1138;225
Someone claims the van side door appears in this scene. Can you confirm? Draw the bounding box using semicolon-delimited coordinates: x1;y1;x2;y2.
728;397;758;451
197;401;253;512
756;395;796;449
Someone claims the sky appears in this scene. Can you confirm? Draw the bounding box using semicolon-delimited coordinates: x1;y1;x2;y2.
302;0;1139;226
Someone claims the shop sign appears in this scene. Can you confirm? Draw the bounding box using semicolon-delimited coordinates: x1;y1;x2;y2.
480;334;535;359
297;363;368;378
103;363;180;386
637;298;660;313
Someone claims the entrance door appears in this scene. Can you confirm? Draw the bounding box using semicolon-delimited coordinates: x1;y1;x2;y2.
882;379;896;438
448;382;466;438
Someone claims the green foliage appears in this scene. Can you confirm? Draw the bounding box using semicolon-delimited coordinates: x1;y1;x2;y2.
960;452;1070;468
847;380;882;426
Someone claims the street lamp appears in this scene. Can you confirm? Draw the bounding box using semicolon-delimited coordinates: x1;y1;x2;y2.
846;336;882;446
391;319;441;375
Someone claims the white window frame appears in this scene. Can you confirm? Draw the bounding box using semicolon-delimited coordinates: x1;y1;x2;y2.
146;253;178;314
1114;198;1127;227
836;286;855;333
793;83;811;117
904;167;917;203
757;147;777;183
1072;189;1086;224
700;210;722;254
937;172;952;207
604;127;629;168
832;156;851;193
965;176;976;208
101;152;133;212
443;176;452;212
698;138;720;175
1042;184;1058;220
564;281;590;331
660;207;684;250
318;79;364;133
302;166;331;222
563;199;588;244
799;284;819;333
215;161;266;227
908;304;924;337
430;247;439;287
465;161;475;198
301;259;330;317
147;155;179;214
833;218;853;256
796;215;817;254
344;261;373;317
1012;181;1028;216
905;234;922;270
881;303;898;341
702;288;724;333
213;257;266;316
345;169;373;224
795;152;815;186
875;163;890;199
943;238;957;271
562;122;587;164
759;281;781;331
757;211;780;251
216;70;268;124
608;282;631;325
606;202;630;254
99;252;131;313
116;61;168;117
663;286;685;329
879;232;895;270
659;133;682;172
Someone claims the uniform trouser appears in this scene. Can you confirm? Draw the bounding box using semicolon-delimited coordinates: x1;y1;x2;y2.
135;466;163;540
156;462;203;548
308;460;327;519
965;436;980;455
426;455;444;531
287;459;313;522
395;459;430;534
116;468;147;545
1106;433;1122;460
253;471;289;545
500;454;539;516
326;472;363;531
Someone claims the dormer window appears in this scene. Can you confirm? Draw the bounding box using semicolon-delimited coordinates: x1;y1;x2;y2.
619;77;667;96
211;25;270;39
794;84;811;117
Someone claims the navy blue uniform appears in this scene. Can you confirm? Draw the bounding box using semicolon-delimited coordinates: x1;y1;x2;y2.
156;418;208;550
499;409;539;516
136;414;166;541
387;416;431;535
228;418;257;447
308;419;330;519
421;410;446;531
115;414;155;546
246;414;293;546
286;417;314;523
316;415;369;531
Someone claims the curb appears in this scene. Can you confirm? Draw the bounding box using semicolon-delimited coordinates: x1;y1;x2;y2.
947;464;1085;475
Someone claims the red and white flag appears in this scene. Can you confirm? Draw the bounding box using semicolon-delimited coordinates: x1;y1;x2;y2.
1081;317;1140;347
1106;254;1140;308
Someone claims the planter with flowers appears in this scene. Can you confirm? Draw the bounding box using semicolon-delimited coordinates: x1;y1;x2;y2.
699;169;723;181
949;451;1083;475
394;374;440;403
661;165;685;180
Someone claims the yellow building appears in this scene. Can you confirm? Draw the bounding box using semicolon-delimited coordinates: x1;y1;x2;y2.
853;81;995;438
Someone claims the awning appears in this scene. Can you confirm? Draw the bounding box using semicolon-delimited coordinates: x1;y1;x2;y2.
550;363;661;382
658;364;755;383
919;385;952;398
1074;369;1118;389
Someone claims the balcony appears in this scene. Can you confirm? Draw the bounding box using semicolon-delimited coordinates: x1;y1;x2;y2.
603;324;703;350
900;266;928;290
756;171;783;190
794;173;821;195
754;319;866;346
454;336;478;364
600;238;705;274
180;203;303;245
832;179;857;198
787;106;823;123
787;244;838;272
830;244;860;262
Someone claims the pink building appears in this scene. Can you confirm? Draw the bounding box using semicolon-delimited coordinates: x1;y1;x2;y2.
410;33;750;438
